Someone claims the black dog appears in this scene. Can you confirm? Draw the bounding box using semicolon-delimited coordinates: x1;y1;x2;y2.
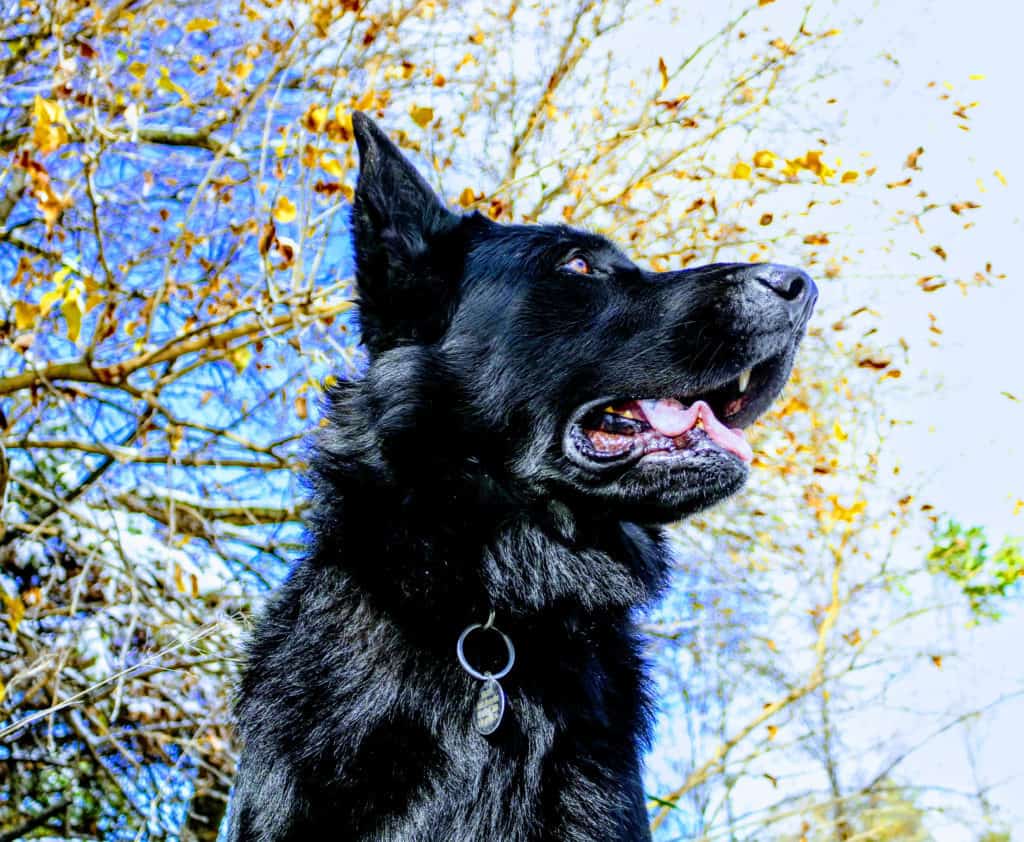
227;113;816;841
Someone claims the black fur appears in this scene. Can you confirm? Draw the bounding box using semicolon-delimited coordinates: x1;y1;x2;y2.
228;113;816;841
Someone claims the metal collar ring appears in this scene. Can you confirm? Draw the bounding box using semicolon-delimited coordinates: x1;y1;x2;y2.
456;622;515;681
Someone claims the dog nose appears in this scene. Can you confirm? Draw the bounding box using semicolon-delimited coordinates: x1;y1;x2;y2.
754;264;815;303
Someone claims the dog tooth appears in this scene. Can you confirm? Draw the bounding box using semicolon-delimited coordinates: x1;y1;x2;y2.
737;368;752;393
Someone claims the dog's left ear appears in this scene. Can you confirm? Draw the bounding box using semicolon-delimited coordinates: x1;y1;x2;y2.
351;112;463;355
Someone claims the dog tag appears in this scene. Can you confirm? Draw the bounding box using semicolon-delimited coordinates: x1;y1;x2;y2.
474;677;505;735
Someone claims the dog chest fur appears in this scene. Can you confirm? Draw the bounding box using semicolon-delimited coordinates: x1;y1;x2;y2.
230;499;664;841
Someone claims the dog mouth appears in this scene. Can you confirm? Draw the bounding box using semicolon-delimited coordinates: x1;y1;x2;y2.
575;397;752;463
565;353;785;469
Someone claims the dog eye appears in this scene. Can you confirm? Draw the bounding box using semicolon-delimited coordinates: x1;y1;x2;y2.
562;256;591;275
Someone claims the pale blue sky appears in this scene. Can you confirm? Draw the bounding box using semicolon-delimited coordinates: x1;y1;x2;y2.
840;2;1024;836
638;0;1022;838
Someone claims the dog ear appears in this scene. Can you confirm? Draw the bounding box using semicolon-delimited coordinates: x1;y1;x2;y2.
351;112;462;355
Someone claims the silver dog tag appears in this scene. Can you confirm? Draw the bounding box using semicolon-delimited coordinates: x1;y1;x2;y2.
474;678;505;735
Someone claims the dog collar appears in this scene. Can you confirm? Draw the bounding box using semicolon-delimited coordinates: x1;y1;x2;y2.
455;611;515;735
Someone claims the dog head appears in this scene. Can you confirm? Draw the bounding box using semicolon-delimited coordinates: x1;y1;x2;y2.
347;114;816;524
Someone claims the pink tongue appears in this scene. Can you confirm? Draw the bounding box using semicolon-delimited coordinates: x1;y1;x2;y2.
637;398;696;436
693;400;754;463
638;398;753;463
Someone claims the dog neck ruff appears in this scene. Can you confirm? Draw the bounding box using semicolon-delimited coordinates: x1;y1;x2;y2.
456;611;516;736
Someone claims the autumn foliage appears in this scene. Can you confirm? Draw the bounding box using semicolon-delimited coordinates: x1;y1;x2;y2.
0;0;1012;839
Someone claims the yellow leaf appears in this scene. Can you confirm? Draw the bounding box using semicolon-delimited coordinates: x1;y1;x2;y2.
657;57;669;91
272;195;297;223
173;563;186;593
409;104;434;128
830;496;866;523
39;288;63;318
215;77;233;97
33;96;68;127
766;725;778;740
381;60;415;82
2;590;25;634
969;73;986;81
759;213;773;226
274;130;290;159
14;301;39;330
458;187;478;207
228;345;253;373
32;96;70;153
334;106;354;134
841;170;858;183
301;103;328;133
185;17;217;32
233;60;254;80
327;111;354;143
301;143;319;168
730;161;752;180
832;420;848;442
157;67;191;105
355;88;377;112
62;288;83;342
128;61;148;79
321;156;345;178
752;150;776;169
295;395;308;420
801;149;834;180
994;169;1007;186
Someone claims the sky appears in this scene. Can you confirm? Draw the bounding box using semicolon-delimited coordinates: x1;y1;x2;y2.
634;0;1022;838
841;2;1024;836
831;0;1023;539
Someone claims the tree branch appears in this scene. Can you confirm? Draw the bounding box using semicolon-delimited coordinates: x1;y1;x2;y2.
0;297;352;396
0;797;68;842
